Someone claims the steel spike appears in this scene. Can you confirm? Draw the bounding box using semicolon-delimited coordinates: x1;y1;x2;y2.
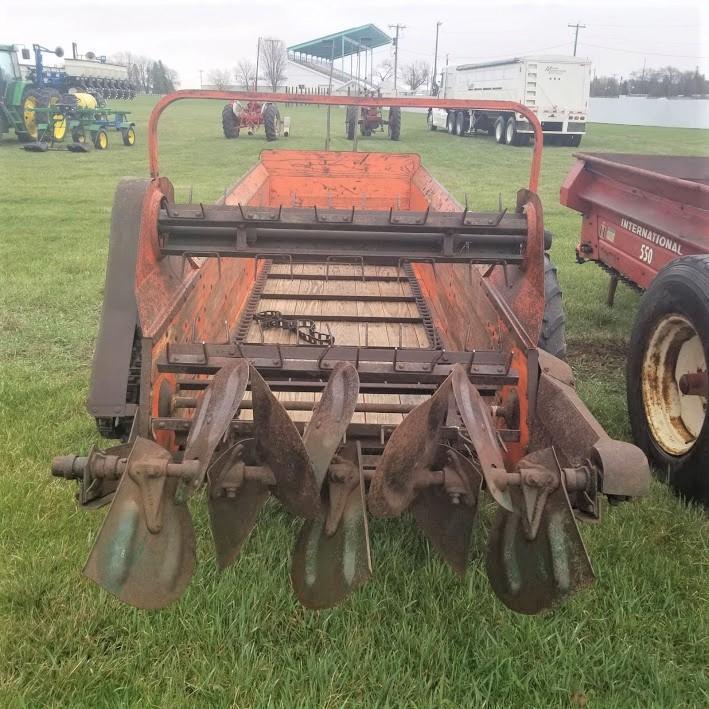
451;364;514;511
83;437;196;609
485;449;594;614
412;447;483;576
368;374;453;518
207;441;270;569
179;358;249;498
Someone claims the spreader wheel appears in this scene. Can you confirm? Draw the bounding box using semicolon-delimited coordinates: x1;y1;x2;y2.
627;256;709;504
263;104;280;142
538;254;567;360
222;103;239;138
388;107;401;140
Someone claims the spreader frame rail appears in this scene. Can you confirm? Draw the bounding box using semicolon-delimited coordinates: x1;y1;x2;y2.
147;90;544;191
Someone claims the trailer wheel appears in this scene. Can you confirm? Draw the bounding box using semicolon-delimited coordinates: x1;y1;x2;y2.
346;106;357;139
388;107;401;140
538;254;567;360
455;111;469;136
627;256;709;504
427;110;437;131
564;134;582;147
447;113;457;135
222;104;239;139
505;117;521;146
494;117;505;144
263;104;280;141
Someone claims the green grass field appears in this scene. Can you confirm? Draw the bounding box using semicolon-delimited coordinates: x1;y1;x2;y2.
1;96;707;708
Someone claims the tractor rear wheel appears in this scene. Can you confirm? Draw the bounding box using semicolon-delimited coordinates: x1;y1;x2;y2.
346;106;357;139
222;104;239;139
627;256;709;504
538;254;567;360
263;104;280;141
388;107;401;140
19;87;48;141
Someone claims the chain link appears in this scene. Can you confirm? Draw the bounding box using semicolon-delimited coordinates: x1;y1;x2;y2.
254;310;335;345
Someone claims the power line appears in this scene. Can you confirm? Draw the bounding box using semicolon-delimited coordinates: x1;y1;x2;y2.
568;23;586;56
581;41;706;60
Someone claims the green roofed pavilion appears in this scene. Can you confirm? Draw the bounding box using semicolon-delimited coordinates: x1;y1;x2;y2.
287;24;391;61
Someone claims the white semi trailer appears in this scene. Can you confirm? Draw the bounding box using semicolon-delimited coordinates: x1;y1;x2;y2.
428;55;591;146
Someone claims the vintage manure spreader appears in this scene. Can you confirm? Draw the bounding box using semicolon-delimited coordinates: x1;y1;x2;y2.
51;91;650;613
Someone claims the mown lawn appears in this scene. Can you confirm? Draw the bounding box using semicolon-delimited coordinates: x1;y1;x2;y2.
1;95;707;708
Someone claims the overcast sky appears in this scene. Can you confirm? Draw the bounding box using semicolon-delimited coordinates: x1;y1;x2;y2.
2;0;706;89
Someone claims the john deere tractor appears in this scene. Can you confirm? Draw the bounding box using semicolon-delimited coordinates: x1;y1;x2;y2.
0;43;134;143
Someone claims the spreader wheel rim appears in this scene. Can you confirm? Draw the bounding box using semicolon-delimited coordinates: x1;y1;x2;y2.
642;314;707;456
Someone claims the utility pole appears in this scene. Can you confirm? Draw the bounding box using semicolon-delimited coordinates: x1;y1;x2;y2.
432;21;442;95
388;23;405;94
255;36;261;92
568;23;586;56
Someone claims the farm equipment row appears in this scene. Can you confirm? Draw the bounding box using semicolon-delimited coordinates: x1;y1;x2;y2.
50;91;650;615
0;42;134;144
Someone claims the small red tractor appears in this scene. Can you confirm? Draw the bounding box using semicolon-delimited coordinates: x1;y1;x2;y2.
346;101;401;140
562;153;709;505
50;91;650;615
222;100;290;141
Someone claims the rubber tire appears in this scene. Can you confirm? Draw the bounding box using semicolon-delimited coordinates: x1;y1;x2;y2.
93;129;108;150
346;106;357;139
427;110;437;130
494;117;505;144
19;87;49;140
564;134;582;147
538;254;567;360
627;256;709;504
455;111;469;136
388;107;401;140
222;104;239;139
505;117;519;146
447;113;457;135
263;104;279;141
122;126;136;146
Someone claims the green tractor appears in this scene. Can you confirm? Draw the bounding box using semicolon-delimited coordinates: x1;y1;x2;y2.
0;44;67;142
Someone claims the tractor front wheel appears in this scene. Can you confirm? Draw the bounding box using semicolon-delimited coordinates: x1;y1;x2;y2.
263;104;280;142
388;107;401;140
222;104;239;139
94;129;109;150
627;256;709;504
122;126;136;146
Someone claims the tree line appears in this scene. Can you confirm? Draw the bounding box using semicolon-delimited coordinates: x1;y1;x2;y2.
207;37;433;94
591;66;708;98
111;52;179;94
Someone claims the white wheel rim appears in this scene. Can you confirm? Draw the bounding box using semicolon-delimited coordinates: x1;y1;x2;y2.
642;314;707;455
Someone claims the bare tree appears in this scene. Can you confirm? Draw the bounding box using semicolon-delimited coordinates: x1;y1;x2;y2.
208;68;232;90
373;60;394;87
260;38;287;91
235;59;256;90
401;61;430;93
